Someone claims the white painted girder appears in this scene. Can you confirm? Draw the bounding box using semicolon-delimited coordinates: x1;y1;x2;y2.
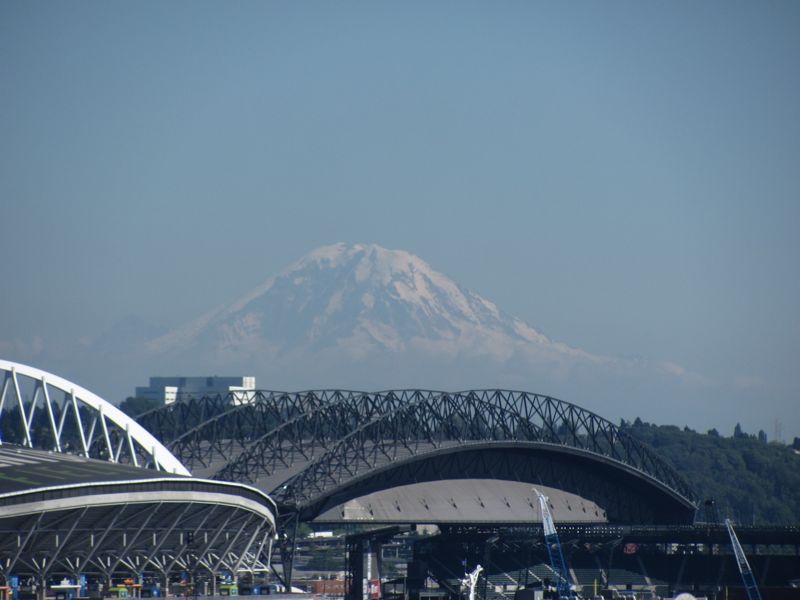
0;359;189;475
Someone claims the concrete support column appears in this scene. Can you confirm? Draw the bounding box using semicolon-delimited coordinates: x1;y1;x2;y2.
347;540;365;600
405;560;427;600
370;541;384;590
279;516;299;594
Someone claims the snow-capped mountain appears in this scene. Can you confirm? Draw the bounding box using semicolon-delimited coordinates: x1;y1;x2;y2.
146;243;603;369
23;242;709;424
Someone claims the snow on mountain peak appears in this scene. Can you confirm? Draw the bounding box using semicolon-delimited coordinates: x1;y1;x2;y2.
147;243;564;361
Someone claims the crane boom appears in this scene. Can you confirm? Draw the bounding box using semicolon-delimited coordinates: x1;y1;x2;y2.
725;519;762;600
534;488;575;600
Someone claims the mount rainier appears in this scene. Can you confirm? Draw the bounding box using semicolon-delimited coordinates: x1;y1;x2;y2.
146;242;606;373
30;241;710;425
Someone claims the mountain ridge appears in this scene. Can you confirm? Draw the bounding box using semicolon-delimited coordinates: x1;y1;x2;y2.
145;242;602;368
5;242;730;436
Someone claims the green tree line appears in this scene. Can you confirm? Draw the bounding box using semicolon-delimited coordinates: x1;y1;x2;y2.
621;418;800;525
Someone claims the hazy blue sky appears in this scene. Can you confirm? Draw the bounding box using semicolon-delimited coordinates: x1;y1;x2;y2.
1;2;798;437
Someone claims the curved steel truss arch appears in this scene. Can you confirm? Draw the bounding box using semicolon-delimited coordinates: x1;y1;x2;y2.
213;389;444;488
136;393;233;443
168;390;367;475
266;389;695;511
0;360;188;474
135;388;694;517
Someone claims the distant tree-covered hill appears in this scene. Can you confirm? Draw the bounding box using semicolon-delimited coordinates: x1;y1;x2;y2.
622;418;800;525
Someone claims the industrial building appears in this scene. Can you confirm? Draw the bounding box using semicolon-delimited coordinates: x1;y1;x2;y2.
134;376;256;404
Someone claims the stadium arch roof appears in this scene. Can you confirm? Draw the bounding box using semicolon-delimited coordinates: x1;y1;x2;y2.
0;361;277;583
138;389;697;525
0;446;277;582
0;360;188;474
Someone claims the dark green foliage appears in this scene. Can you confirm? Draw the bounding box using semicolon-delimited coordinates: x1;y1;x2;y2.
623;419;800;525
119;396;163;417
304;545;344;571
1;403;101;455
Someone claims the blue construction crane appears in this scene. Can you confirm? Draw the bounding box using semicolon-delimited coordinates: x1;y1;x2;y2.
534;488;575;600
725;519;763;600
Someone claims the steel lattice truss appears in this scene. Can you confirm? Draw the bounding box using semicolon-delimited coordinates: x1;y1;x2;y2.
0;362;279;588
0;487;275;582
0;360;188;474
137;389;696;520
